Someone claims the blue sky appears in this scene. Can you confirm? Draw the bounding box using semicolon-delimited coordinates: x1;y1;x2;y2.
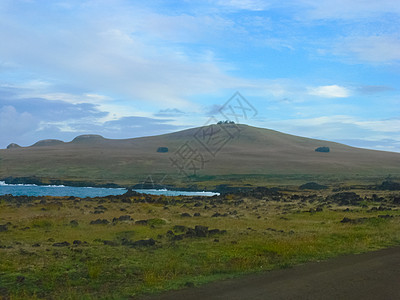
0;0;399;151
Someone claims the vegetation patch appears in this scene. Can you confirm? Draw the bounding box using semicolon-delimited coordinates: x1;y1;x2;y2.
1;186;400;299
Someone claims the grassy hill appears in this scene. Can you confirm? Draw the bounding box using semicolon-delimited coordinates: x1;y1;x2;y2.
1;124;400;188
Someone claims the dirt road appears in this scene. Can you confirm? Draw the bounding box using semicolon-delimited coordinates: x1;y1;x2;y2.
142;246;400;300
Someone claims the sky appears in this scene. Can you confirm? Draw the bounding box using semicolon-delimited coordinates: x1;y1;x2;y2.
0;0;399;152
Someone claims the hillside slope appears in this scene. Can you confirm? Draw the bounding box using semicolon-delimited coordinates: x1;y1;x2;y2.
1;124;400;187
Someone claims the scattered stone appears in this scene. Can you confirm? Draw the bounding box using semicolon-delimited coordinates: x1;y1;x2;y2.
119;238;132;246
208;229;220;235
181;213;192;218
328;192;362;206
95;205;107;210
121;198;132;204
370;206;390;212
173;225;187;233
52;241;70;247
103;240;119;246
185;228;196;237
73;240;82;245
168;225;226;241
340;217;369;224
172;234;185;241
90;219;109;225
135;220;148;225
70;220;79;227
193;212;201;217
393;197;400;204
194;225;208;237
19;249;35;256
130;238;155;248
377;180;400;191
0;224;9;232
378;214;393;219
47;238;55;242
31;243;40;247
112;215;132;223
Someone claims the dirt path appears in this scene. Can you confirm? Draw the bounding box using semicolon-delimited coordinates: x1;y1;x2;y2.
142;246;400;300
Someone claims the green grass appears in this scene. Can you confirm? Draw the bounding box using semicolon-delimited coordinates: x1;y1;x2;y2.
1;189;400;299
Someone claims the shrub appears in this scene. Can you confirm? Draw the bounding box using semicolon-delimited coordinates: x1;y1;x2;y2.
157;147;169;153
315;147;330;153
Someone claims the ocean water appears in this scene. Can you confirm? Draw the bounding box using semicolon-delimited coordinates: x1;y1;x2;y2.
0;181;219;197
133;189;219;197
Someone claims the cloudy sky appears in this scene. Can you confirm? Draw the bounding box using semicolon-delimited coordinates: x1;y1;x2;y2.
0;0;399;151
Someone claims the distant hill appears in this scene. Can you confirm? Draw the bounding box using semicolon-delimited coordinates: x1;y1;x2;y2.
31;139;65;147
6;143;21;149
1;124;400;188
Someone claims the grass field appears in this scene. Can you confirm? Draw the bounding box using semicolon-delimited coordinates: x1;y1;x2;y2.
1;186;400;299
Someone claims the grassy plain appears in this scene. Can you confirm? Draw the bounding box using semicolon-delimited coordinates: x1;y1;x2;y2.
1;186;400;299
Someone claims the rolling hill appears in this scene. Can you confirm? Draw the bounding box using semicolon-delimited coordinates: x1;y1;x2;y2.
1;124;400;188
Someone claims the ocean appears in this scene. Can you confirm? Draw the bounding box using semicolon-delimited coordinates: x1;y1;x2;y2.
0;181;219;197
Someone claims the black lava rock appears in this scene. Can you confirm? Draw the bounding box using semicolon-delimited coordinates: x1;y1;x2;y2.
130;238;155;247
89;219;110;225
52;241;70;247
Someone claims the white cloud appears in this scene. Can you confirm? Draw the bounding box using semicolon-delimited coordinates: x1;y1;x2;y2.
334;36;400;64
0;105;38;146
215;0;270;11
354;119;400;133
297;0;400;20
307;85;350;98
0;1;244;110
